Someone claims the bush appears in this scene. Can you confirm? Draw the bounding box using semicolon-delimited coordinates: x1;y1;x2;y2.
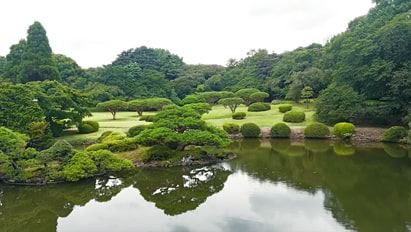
333;122;355;139
232;112;246;120
105;139;138;152
78;124;95;134
248;103;271;112
279;104;292;113
240;123;261;138
127;125;148;137
84;120;99;131
270;123;291;138
382;126;406;143
97;131;117;143
304;123;330;139
283;111;305;123
85;143;108;152
140;145;175;162
223;123;240;134
139;115;155;122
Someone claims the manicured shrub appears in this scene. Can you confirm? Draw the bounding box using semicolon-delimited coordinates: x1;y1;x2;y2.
83;120;99;131
97;131;117;143
232;112;246;120
106;139;138;152
333;122;355;139
140;145;175;162
78;124;95;134
85;143;109;152
248;103;271;112
127;125;148;137
304;123;330;139
279;104;292;113
223;123;240;134
270;123;291;138
283;111;305;123
139;115;155;122
240;123;261;138
382;126;406;143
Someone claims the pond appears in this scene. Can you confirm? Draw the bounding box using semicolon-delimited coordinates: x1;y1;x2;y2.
1;139;411;232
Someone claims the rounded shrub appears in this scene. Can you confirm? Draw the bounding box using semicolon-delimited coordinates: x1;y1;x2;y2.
283;111;305;123
270;123;291;138
248;103;271;112
382;126;406;143
139;115;155;122
333;122;355;139
240;123;261;138
140;145;175;162
279;104;293;113
106;139;138;152
232;112;246;120
127;125;148;137
78;124;95;134
85;143;109;152
97;131;117;143
223;123;240;134
304;123;330;139
83;120;99;131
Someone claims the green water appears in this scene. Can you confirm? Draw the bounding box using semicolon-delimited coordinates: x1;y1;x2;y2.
1;139;411;232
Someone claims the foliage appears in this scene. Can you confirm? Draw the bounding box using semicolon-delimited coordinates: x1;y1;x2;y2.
105;139;138;152
248;103;271;112
250;91;269;103
145;98;172;111
315;83;361;124
140;145;175;162
85;143;109;152
135;105;231;151
304;123;330;139
382;126;406;143
218;97;244;113
62;151;97;182
128;99;149;116
279;104;293;113
301;86;314;108
139;115;155;122
235;88;261;106
232;112;246;120
27;121;54;150
182;94;205;105
223;123;240;134
333;122;355;139
283;111;306;123
270;123;291;138
127;125;148;137
36;140;75;165
182;103;212;115
97;131;118;143
88;149;134;171
240;123;261;138
78;120;99;134
96;100;127;120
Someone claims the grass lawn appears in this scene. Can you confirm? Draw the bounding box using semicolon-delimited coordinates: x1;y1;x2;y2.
202;104;316;128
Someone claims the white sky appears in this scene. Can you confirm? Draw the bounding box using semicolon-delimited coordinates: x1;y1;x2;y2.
0;0;374;68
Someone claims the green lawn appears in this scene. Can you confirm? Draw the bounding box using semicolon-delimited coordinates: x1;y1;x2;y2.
60;104;317;140
202;104;316;128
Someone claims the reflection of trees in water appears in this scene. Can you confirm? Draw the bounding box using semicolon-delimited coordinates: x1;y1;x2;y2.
228;139;411;232
132;165;232;216
0;176;131;232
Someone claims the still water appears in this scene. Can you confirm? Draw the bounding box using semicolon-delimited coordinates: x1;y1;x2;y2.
1;139;411;232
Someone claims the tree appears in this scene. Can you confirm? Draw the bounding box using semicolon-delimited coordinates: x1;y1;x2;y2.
301;86;314;108
182;103;212;115
96;100;127;120
235;88;260;106
199;91;223;107
135;105;231;151
128;99;149;116
145;98;172;111
250;91;269;103
218;98;245;113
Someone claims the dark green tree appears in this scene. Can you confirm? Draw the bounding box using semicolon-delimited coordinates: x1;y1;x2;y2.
96;100;127;120
218;97;245;113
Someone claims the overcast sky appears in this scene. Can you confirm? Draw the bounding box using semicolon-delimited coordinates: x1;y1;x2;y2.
1;0;374;68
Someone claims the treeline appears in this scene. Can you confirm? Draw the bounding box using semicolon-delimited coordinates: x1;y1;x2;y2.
0;0;410;127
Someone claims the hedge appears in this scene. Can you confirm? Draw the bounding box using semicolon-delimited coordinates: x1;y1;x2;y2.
240;123;261;138
279;104;292;113
232;112;246;120
333;122;355;139
248;103;271;112
304;123;330;139
270;123;291;138
283;111;305;123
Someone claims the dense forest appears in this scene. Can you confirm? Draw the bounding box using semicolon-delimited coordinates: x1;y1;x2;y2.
0;0;410;131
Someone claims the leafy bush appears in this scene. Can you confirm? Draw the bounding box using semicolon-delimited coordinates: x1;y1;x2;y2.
140;145;175;162
279;104;292;113
240;123;261;138
333;122;355;139
248;103;271;112
283;111;305;123
382;126;406;143
78;124;95;134
304;123;330;139
223;123;240;134
97;131;118;143
85;143;108;152
85;120;99;131
232;112;246;120
105;139;138;152
139;115;155;122
127;125;148;137
270;123;291;138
